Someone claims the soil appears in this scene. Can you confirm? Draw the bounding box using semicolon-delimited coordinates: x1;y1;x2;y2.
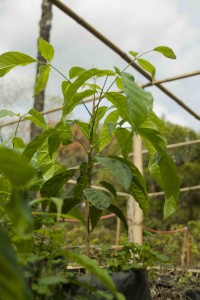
149;269;200;300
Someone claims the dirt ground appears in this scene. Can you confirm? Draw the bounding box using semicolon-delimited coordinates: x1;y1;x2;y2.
149;269;200;299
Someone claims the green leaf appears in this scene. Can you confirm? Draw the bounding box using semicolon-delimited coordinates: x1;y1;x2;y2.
0;109;16;118
12;137;26;148
77;121;90;139
30;197;64;221
62;197;81;214
105;92;132;125
34;65;50;96
6;191;33;237
73;162;88;199
48;121;72;157
0;175;11;205
63;89;95;116
121;72;153;127
66;207;86;225
62;80;71;95
116;77;124;90
115;128;133;159
137;58;156;79
92;106;108;133
69;66;86;79
139;127;180;218
154;46;176;59
38;37;54;62
114;66;121;76
149;154;180;219
129;51;139;57
66;252;125;300
0;51;36;77
37;141;65;180
139;112;168;134
40;169;76;197
23;128;54;160
0;227;31;300
83;188;111;210
0;148;36;187
99;181;117;199
99;110;119;151
24;108;47;130
107;204;128;232
63;68;114;117
89;206;102;231
123;159;148;215
95;155;132;191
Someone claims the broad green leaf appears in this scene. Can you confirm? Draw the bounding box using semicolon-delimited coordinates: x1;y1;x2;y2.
30;197;63;219
83;188;111;210
0;148;36;187
73;162;88;199
95;155;132;191
38;37;54;62
154;46;176;59
6;191;33;237
137;58;156;79
63;68;114;117
99;181;117;199
62;80;71;95
66;252;125;300
0;109;16;118
40;169;76;197
62;197;81;214
24;108;47;130
108;204;128;232
38;275;67;286
67;207;86;225
92;106;108;133
139;111;168;134
63;89;95;116
89;206;102;231
114;66;121;75
116;77;123;90
69;66;86;79
48;121;72;157
115;128;133;159
139;128;167;153
105;92;132;125
77;121;90;139
149;154;180;219
0;51;36;77
83;83;101;91
37;141;65;180
34;65;50;96
99;110;119;151
139;127;180;218
129;51;139;57
12;137;26;148
0;175;11;205
0;227;31;300
121;72;153;127
23;128;54;160
123;158;148;215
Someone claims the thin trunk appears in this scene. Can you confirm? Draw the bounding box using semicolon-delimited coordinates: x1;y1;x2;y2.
30;0;52;139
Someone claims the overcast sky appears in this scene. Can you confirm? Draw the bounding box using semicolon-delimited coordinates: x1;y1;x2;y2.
0;0;200;131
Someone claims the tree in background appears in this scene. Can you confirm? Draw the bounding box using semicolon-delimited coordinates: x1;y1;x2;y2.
31;0;52;139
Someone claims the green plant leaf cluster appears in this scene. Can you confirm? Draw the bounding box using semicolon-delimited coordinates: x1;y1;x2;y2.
0;39;180;299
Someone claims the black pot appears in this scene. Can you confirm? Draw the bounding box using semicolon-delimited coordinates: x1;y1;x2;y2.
65;268;152;300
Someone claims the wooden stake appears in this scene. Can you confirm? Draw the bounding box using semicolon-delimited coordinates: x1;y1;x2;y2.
127;135;143;244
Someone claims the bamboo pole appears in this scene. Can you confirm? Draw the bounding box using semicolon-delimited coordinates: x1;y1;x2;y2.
127;135;143;244
50;0;200;121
